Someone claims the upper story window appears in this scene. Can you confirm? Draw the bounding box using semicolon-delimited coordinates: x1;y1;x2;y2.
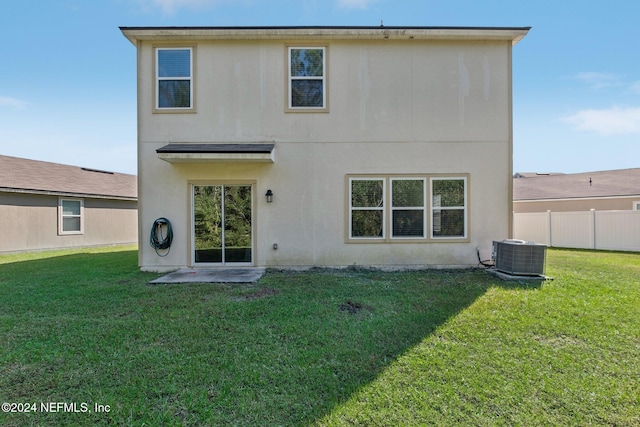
156;47;193;110
633;201;640;210
288;47;327;111
59;198;84;235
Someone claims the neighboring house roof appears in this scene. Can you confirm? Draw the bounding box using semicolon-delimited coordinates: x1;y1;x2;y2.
120;25;530;45
0;155;137;200
513;168;640;201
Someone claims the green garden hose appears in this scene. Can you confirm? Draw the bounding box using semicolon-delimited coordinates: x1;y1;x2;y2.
150;217;173;256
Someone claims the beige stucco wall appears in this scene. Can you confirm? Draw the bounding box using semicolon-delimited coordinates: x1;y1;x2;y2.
139;40;511;142
135;38;515;271
0;192;138;253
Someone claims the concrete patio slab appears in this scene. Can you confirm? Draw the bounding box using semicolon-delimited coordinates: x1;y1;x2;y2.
149;268;266;284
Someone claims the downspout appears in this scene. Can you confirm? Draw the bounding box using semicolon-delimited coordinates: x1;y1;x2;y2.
136;39;144;268
507;41;514;239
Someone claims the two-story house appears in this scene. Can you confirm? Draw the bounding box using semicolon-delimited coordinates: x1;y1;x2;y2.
120;26;529;272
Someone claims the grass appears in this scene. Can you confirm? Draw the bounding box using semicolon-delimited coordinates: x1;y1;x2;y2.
0;246;638;426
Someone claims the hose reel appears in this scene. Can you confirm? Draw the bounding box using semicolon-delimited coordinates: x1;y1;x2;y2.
150;217;173;257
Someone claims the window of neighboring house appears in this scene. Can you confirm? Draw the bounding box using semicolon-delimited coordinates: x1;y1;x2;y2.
348;175;468;241
59;198;84;235
431;177;467;239
156;47;193;110
634;201;640;210
288;47;326;111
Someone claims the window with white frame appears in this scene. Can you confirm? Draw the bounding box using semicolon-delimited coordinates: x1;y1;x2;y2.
350;178;385;238
156;47;193;110
288;47;326;110
391;178;426;238
348;175;468;241
431;177;467;238
59;198;83;234
634;201;640;210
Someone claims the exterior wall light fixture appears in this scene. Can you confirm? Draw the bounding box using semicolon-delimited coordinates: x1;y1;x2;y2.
265;189;274;203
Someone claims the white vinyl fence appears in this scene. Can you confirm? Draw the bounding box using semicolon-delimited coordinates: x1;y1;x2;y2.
513;209;640;252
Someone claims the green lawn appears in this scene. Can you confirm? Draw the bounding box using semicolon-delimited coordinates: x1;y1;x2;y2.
0;246;638;426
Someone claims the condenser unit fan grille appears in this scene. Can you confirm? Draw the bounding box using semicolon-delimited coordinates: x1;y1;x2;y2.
492;240;546;276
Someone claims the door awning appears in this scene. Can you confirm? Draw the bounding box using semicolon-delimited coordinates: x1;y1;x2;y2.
156;143;275;163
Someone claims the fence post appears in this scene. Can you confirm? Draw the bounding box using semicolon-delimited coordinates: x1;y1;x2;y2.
546;210;552;247
590;209;596;249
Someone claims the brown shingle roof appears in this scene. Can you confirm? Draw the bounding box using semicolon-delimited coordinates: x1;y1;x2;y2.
513;168;640;201
0;155;137;200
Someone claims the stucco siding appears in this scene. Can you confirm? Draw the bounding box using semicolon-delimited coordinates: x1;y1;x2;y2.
132;32;517;271
137;40;511;144
138;141;510;270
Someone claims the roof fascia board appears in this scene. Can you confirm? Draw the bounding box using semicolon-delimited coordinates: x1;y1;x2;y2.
156;142;274;153
0;187;137;201
157;152;274;163
120;26;530;46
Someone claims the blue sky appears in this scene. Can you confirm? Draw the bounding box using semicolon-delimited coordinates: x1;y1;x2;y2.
1;0;638;175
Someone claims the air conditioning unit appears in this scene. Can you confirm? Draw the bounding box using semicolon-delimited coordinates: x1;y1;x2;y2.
492;239;546;276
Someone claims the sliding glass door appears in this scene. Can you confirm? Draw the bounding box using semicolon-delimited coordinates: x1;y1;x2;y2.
193;184;252;265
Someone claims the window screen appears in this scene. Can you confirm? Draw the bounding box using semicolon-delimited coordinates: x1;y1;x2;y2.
157;48;192;109
350;179;384;238
391;179;425;238
431;178;466;238
60;199;83;234
289;47;325;109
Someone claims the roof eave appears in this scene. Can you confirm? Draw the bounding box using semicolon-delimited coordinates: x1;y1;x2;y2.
120;26;530;45
1;187;137;201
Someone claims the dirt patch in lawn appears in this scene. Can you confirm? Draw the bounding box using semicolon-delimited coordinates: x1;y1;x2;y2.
240;287;279;301
339;300;373;315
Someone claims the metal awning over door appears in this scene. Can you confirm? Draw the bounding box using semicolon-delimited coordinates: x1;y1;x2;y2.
156;143;275;163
